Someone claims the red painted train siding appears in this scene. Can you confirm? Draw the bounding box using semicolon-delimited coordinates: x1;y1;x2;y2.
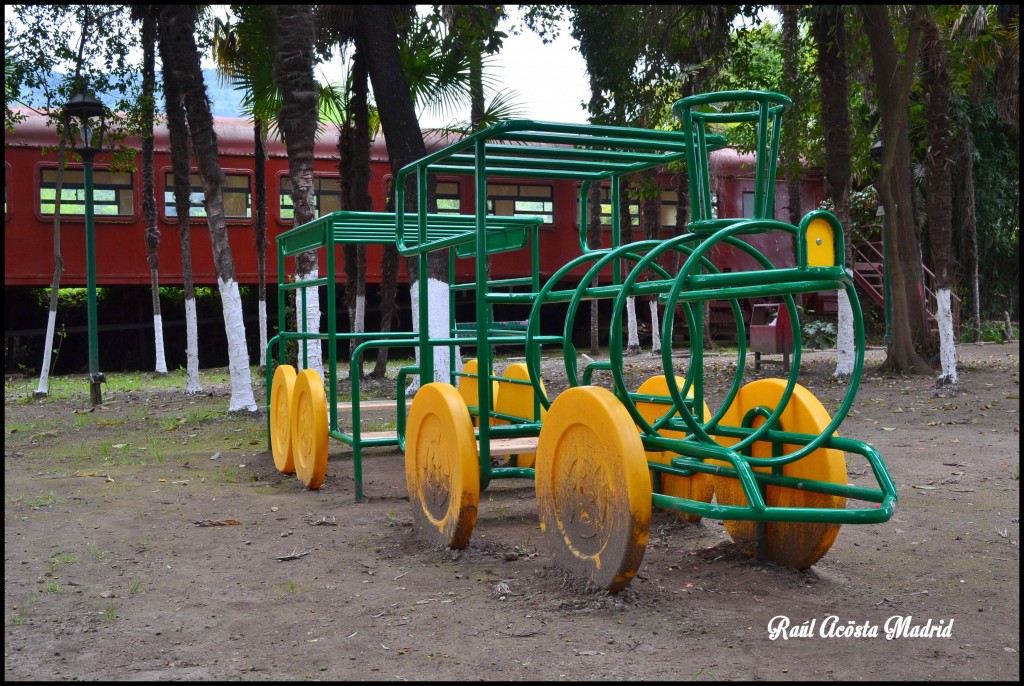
5;108;824;289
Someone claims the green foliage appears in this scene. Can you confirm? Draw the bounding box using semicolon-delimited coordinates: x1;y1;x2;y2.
802;319;837;349
970;104;1019;319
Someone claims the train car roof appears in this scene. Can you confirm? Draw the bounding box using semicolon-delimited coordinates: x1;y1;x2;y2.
5;107;819;177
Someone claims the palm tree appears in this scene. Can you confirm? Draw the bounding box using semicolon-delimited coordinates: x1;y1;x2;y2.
157;11;202;395
135;5;168;375
211;7;280;371
273;4;324;380
159;5;257;411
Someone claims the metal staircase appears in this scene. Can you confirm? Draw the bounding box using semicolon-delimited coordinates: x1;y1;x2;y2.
851;240;961;338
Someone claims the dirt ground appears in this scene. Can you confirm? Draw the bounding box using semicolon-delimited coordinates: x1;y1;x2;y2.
4;341;1019;681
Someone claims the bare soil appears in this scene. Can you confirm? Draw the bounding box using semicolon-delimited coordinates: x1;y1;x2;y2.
4;342;1019;681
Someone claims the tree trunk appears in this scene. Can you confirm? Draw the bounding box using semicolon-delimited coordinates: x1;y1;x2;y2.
812;6;855;377
157;9;202;395
254;119;269;369
953;122;982;343
357;4;443;388
274;4;323;380
35;137;69;398
141;6;167;375
859;5;934;375
588;182;602;355
921;13;958;387
781;4;804;229
160;5;256;411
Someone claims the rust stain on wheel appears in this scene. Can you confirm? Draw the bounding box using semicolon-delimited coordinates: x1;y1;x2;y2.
711;379;846;569
536;386;652;592
291;369;328;490
270;364;297;474
405;383;479;550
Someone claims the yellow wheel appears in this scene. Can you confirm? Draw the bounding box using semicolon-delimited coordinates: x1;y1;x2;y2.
458;359;499;427
270;364;297;474
495;362;546;468
711;379;846;569
405;382;480;550
536;386;652;593
635;375;714;522
291;369;329;490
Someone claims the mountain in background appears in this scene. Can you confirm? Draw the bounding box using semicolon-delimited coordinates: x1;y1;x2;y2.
19;69;247;119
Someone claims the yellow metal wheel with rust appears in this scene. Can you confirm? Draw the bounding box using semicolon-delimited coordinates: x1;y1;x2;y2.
495;362;546;468
711;378;846;569
270;364;297;474
536;386;652;593
458;359;499;428
405;382;480;550
635;375;714;522
291;369;329;490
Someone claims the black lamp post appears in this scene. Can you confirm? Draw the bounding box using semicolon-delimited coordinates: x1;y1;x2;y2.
870;140;892;345
62;90;107;405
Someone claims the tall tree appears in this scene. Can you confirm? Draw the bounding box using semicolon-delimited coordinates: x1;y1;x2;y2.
811;6;856;377
211;7;279;370
920;11;958;387
136;5;168;375
159;5;257;411
356;4;447;388
273;4;324;379
343;47;371;376
780;5;804;229
157;11;202;395
859;5;933;374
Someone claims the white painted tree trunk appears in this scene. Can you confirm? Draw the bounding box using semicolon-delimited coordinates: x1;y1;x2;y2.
258;298;268;368
218;277;257;412
649;299;661;354
295;269;323;379
833;286;855;378
153;314;168;374
407;278;453;394
184;297;203;395
35;309;58;397
626;296;640;353
936;287;958;387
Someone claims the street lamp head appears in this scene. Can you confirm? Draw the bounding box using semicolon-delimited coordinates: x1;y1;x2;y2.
63;90;107;156
869;139;884;161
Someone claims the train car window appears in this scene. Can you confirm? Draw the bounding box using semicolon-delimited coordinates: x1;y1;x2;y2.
660;190;678;227
280;175;343;220
742;190;756;219
486;183;553;224
577;185;639;228
40;167;134;217
164;172;251;219
436;181;461;214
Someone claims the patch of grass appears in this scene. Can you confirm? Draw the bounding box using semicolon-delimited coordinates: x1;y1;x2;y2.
49;552;77;573
183;408;220;424
128;579;143;596
88;545;110;560
73;414;93;429
27;492;56;508
6;421;34;434
7;611;28;626
102;603;117;621
44;579;65;594
273;581;299;593
366;419;398;432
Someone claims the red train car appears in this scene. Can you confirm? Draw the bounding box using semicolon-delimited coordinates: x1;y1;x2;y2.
4;108;825;372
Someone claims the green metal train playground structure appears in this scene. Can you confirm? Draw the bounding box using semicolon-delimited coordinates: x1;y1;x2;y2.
264;91;898;592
